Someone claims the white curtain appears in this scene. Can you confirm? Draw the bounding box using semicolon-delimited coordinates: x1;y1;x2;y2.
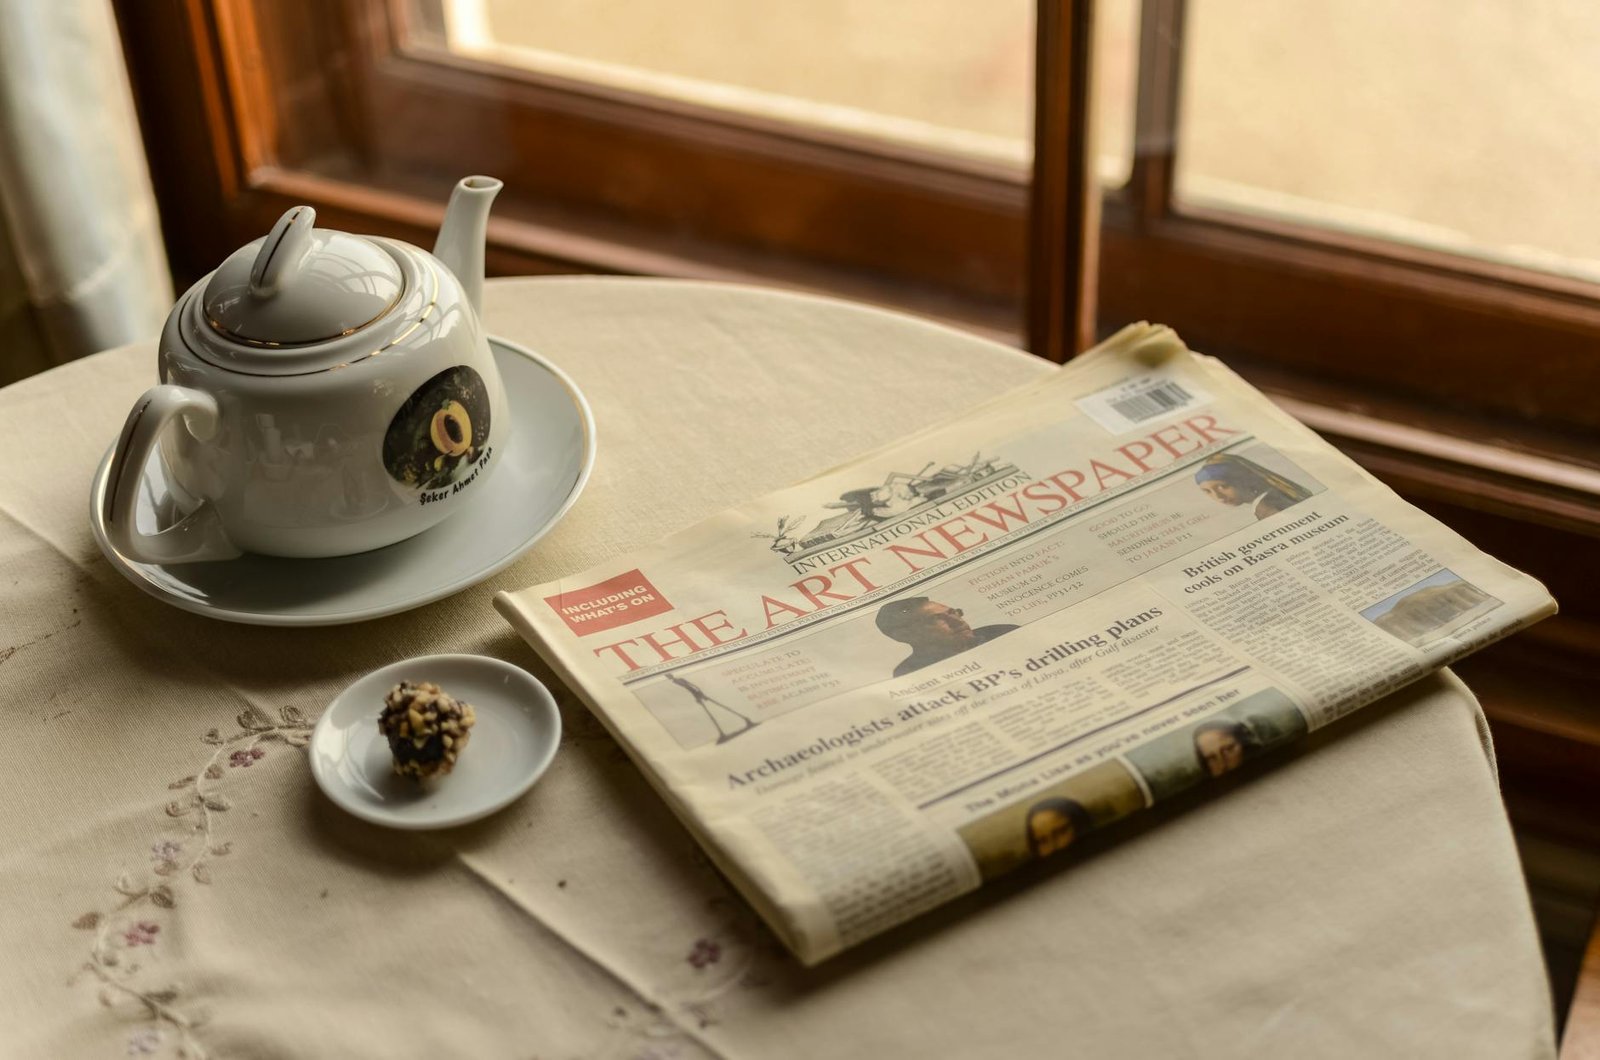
0;0;171;385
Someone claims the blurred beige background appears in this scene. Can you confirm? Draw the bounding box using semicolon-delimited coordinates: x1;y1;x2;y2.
438;0;1600;284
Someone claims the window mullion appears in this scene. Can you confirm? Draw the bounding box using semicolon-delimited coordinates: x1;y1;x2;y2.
1127;0;1186;223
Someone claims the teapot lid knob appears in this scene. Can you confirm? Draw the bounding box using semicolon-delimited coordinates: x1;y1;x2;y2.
249;206;317;295
200;206;404;347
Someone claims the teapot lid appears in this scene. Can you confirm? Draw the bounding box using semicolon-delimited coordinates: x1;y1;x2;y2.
202;207;404;345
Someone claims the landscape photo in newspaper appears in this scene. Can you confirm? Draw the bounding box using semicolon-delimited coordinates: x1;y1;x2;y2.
498;323;1556;966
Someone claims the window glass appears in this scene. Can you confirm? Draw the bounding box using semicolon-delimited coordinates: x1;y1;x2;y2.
421;0;1138;183
1176;0;1600;283
429;0;1038;166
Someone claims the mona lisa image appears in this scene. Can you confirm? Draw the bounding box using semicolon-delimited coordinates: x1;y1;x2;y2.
1024;797;1093;858
956;761;1144;881
1125;689;1310;803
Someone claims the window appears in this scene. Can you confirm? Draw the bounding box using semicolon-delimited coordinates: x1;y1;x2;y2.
1093;0;1600;441
119;0;1054;338
416;0;1039;168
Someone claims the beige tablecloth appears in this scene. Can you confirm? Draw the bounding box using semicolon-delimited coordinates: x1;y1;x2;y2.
0;278;1554;1058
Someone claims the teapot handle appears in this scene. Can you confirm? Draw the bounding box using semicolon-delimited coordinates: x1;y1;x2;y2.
104;386;242;565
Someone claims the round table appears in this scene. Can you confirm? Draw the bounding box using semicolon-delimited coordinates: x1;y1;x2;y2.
0;278;1554;1058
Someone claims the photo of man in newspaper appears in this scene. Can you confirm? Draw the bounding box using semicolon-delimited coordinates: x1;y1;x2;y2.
1125;689;1309;803
956;761;1144;881
875;597;1019;678
1360;568;1503;648
1192;452;1314;521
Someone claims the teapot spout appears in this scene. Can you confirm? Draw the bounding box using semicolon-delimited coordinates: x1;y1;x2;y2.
432;176;503;320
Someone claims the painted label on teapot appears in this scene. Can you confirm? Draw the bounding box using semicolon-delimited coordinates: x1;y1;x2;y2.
383;365;492;493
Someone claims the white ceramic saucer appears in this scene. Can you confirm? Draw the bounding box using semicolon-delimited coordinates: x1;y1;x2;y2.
88;337;595;626
309;654;561;830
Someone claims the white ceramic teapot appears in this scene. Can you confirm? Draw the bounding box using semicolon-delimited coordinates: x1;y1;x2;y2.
105;176;509;563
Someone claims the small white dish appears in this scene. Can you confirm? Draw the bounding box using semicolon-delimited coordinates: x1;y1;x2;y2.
88;336;595;626
309;654;561;830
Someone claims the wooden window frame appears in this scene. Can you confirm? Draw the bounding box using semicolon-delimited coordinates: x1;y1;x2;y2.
1074;0;1600;527
116;0;1033;339
1088;0;1600;439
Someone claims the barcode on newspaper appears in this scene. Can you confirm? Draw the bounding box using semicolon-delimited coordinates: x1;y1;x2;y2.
1076;374;1210;434
1108;382;1193;424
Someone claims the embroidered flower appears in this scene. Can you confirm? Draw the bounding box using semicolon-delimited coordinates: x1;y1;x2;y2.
150;840;182;862
123;922;160;947
686;938;721;969
228;747;266;768
127;1028;163;1055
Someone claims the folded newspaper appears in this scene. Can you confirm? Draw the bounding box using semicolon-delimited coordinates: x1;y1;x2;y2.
496;323;1556;965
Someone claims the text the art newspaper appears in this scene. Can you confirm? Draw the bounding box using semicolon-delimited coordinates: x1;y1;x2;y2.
496;324;1555;965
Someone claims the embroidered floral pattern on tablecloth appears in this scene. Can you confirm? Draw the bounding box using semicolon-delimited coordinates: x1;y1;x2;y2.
227;747;265;768
685;938;721;969
69;706;315;1059
73;691;785;1058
